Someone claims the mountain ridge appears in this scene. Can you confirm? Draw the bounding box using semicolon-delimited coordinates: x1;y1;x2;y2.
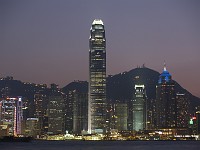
62;67;200;111
0;67;199;112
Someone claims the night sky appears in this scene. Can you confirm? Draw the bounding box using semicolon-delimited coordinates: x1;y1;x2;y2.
0;0;200;97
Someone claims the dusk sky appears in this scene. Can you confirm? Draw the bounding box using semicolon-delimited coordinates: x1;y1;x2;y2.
0;0;200;97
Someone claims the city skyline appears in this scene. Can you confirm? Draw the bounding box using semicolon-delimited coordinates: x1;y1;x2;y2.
1;0;200;97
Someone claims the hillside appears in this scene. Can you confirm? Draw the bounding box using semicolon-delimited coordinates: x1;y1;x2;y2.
0;67;199;112
62;67;200;110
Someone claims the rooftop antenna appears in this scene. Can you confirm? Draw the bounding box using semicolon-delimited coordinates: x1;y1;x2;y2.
164;60;167;71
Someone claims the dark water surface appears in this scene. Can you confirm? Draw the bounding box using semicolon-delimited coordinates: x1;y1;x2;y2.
1;140;200;150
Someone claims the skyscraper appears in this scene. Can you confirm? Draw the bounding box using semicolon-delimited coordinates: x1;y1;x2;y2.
0;97;23;136
156;64;176;129
65;90;74;133
115;103;128;131
176;93;189;128
132;85;146;131
88;19;106;134
48;95;64;135
34;93;48;135
73;90;88;134
48;84;65;135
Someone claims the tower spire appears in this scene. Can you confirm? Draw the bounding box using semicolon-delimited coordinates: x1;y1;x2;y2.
164;61;167;71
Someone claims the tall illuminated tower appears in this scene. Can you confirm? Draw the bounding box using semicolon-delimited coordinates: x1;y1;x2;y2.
132;85;146;131
156;64;176;128
88;19;106;134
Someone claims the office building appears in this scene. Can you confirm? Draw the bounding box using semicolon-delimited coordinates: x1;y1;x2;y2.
34;93;48;135
47;84;65;135
176;93;189;128
115;103;128;131
48;95;64;135
25;118;39;138
156;64;176;128
196;111;200;134
88;19;106;133
0;97;23;136
65;90;74;133
146;98;156;130
73;91;88;134
132;85;146;131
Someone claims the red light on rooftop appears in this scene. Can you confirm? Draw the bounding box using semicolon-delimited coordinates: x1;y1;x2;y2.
192;117;196;120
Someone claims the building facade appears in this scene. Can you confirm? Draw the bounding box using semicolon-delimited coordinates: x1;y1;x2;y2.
34;93;48;135
196;111;200;134
115;103;128;131
47;84;65;135
25;118;39;138
65;90;75;133
48;95;64;135
156;65;176;129
0;97;23;136
146;98;156;130
132;85;146;131
88;19;106;133
73;91;88;134
176;93;189;128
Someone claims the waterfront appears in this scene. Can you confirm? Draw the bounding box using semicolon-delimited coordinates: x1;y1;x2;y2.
1;141;200;150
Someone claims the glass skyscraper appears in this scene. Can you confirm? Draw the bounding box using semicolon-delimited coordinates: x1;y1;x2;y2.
156;64;176;128
73;91;88;134
88;19;106;134
132;85;146;131
0;97;23;136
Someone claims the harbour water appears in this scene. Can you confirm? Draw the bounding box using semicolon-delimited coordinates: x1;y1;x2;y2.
1;140;200;150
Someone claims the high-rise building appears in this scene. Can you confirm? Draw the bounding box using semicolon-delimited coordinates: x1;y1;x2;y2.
146;98;156;130
0;97;23;136
73;90;88;134
132;85;146;131
25;118;39;138
176;93;189;128
88;19;106;134
108;101;128;132
115;103;128;131
196;111;200;134
65;90;74;133
48;95;64;135
156;64;176;129
47;84;65;135
34;93;48;135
